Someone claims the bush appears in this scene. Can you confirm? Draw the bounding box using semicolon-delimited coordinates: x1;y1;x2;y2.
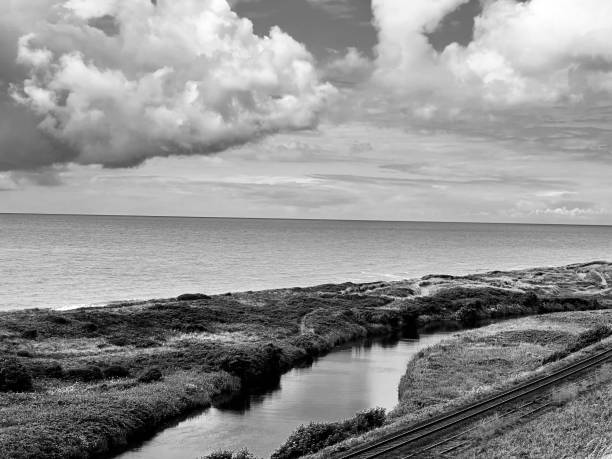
0;358;33;392
82;322;98;333
542;350;569;365
21;329;38;340
66;366;103;382
272;408;386;459
103;365;130;379
203;453;233;459
43;362;64;378
457;302;483;327
568;325;612;353
177;293;210;301
138;367;162;383
542;325;612;365
202;450;257;459
521;292;540;309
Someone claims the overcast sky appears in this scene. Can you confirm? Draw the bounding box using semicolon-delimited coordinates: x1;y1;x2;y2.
1;0;612;223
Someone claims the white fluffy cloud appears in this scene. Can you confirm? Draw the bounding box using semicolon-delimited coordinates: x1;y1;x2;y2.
371;0;612;109
3;0;335;169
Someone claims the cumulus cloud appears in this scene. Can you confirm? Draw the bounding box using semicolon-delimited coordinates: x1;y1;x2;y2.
1;0;335;170
324;47;373;85
371;0;612;110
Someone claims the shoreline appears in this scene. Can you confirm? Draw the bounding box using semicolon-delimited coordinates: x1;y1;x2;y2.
1;261;611;458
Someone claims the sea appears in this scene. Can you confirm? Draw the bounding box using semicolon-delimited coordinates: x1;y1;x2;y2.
1;213;612;311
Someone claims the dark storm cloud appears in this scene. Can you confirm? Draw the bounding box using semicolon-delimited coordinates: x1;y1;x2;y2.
0;98;79;172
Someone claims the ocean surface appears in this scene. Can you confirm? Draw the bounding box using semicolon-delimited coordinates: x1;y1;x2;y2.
1;213;612;311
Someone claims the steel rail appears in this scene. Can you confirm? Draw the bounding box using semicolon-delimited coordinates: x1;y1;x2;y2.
336;347;612;459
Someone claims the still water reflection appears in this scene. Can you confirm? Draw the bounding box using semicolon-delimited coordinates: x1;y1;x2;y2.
118;332;452;459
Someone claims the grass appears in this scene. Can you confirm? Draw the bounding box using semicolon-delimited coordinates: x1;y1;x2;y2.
307;310;612;459
0;287;400;458
271;408;386;459
0;370;239;458
458;363;612;458
1;262;611;458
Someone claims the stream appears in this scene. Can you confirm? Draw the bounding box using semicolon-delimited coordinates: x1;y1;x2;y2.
117;330;454;459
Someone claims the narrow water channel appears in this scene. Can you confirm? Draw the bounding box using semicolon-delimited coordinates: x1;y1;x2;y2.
117;331;452;459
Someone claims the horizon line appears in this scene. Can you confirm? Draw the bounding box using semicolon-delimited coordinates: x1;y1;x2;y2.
1;212;611;228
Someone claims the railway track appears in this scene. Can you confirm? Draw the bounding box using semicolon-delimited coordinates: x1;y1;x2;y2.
335;347;612;459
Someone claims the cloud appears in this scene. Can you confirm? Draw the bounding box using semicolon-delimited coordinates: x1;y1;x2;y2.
1;0;335;171
370;0;612;109
323;47;373;85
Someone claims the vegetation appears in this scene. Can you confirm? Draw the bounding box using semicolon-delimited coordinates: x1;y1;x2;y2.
272;408;386;459
0;357;33;392
308;310;612;459
1;262;610;458
542;324;612;364
393;312;612;420
201;449;259;459
458;364;612;458
0;287;399;458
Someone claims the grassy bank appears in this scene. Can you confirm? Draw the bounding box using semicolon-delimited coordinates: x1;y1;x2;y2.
308;310;612;458
456;362;612;458
1;262;611;458
0;287;401;458
393;311;612;420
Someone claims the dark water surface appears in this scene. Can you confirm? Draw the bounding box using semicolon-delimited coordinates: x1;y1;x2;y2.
2;214;612;310
117;332;452;459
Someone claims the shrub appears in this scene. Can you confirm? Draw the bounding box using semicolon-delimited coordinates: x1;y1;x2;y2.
542;325;612;365
272;408;386;459
542;350;569;365
66;366;103;382
138;367;163;383
103;365;130;379
47;315;70;325
568;325;612;353
202;450;257;459
21;329;38;340
107;336;129;347
457;302;483;327
521;292;540;309
43;362;64;378
133;337;160;348
177;293;210;301
82;322;98;333
0;358;33;392
203;452;233;459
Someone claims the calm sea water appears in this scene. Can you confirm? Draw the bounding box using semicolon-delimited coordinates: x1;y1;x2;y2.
1;214;612;311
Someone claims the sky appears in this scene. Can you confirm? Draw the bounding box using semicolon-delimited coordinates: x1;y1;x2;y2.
1;0;612;224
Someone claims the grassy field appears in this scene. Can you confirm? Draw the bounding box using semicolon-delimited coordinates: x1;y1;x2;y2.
457;361;612;458
308;310;612;458
0;286;403;458
393;310;612;421
2;262;612;458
